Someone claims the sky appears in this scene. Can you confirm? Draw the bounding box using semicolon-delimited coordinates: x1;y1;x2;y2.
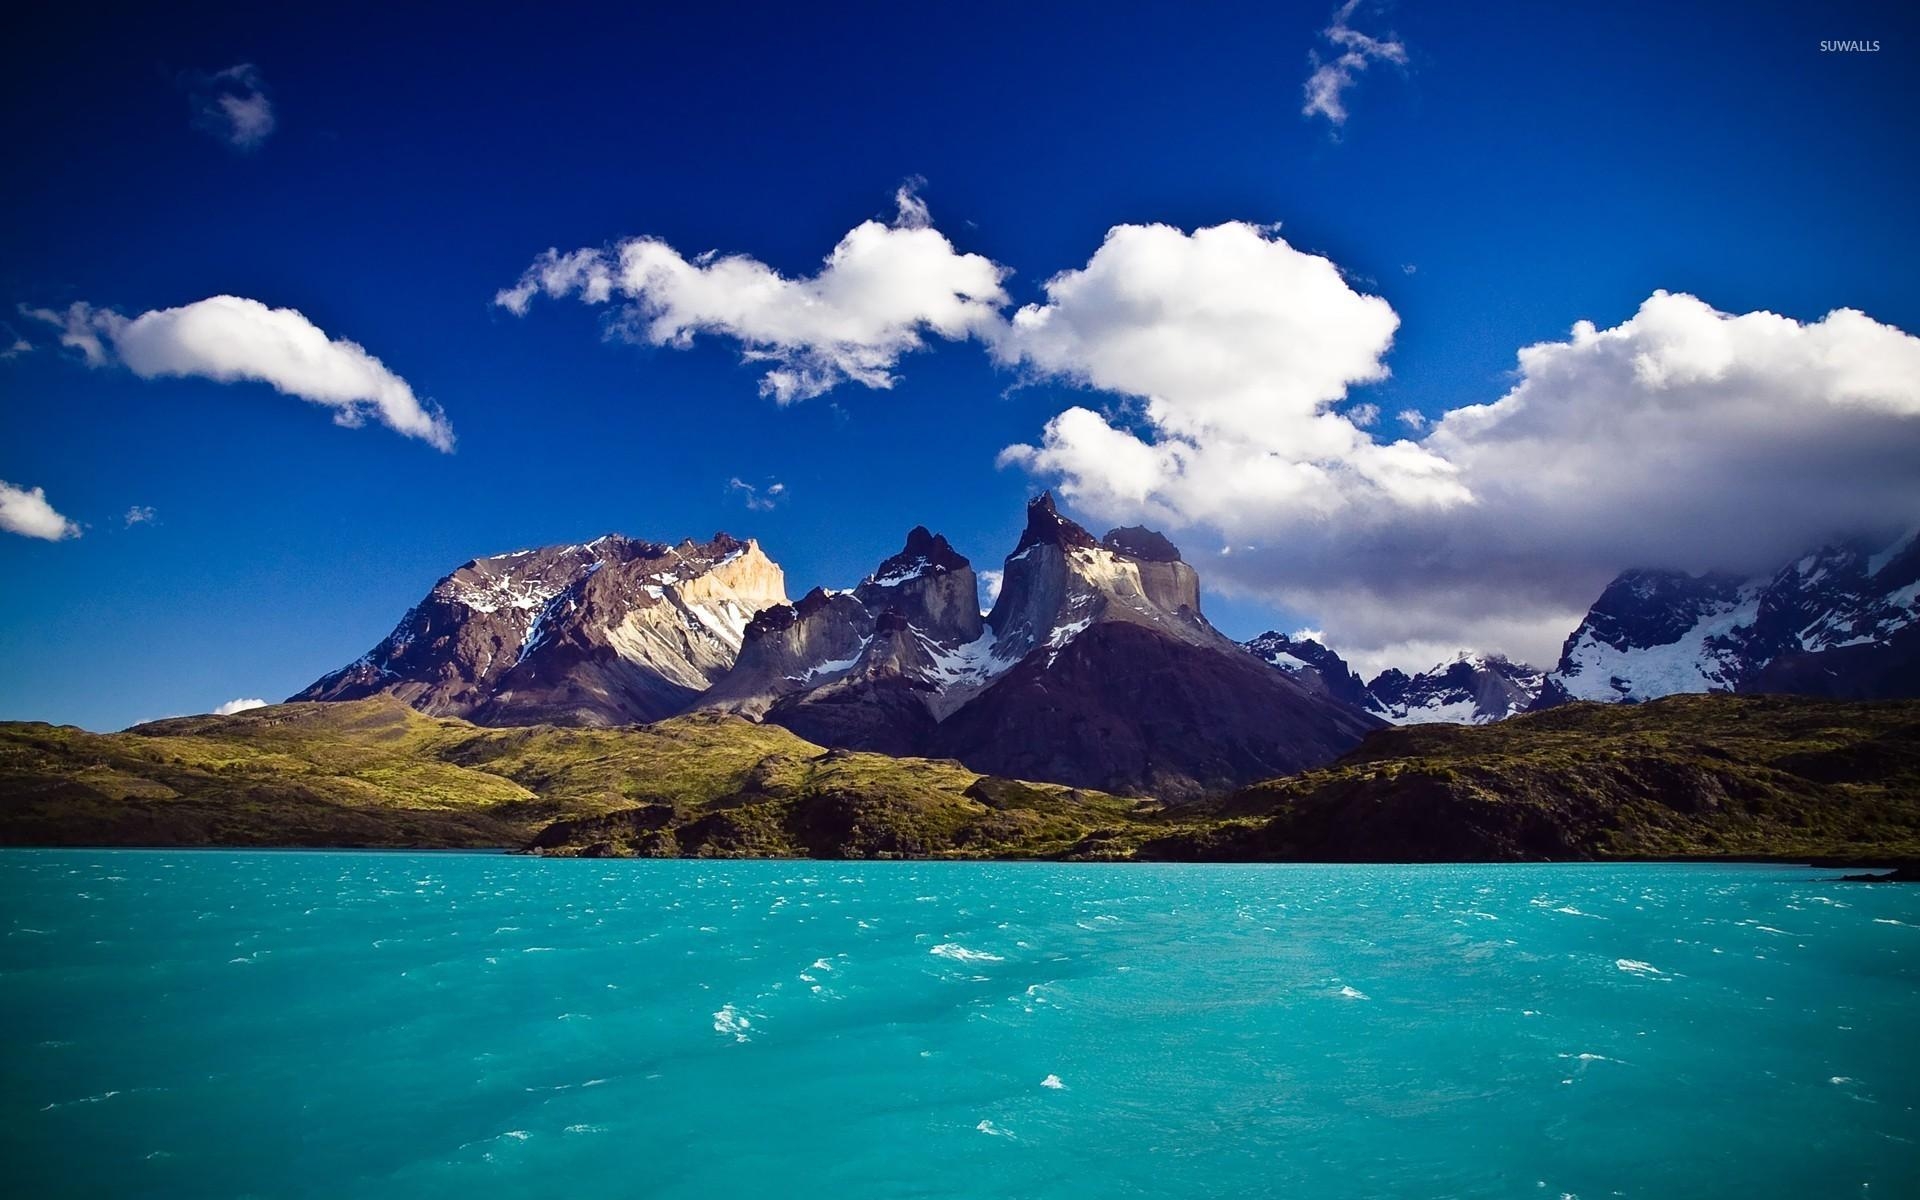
3;0;1918;730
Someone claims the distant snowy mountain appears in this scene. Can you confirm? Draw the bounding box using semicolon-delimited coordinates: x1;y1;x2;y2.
1243;632;1377;712
1366;654;1545;724
1540;528;1920;704
1244;634;1544;725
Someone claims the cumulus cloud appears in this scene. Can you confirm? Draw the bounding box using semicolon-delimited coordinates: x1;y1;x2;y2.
187;64;275;151
0;480;81;541
728;477;785;511
1303;1;1408;128
124;505;157;527
995;221;1461;531
28;296;453;450
496;183;1008;402
995;222;1920;668
213;698;269;715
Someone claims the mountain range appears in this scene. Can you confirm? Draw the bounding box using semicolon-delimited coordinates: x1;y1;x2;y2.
295;500;1919;796
298;495;1380;797
1536;530;1920;705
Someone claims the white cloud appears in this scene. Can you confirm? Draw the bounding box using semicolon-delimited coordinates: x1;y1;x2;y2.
0;480;81;541
728;477;785;511
496;183;1008;402
188;64;275;151
995;221;1920;668
29;296;453;450
995;221;1462;533
213;698;269;715
1303;1;1409;128
1396;408;1426;430
124;505;157;527
0;324;30;360
978;568;1004;609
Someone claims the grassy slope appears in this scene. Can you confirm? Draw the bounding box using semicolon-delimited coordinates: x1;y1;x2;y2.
3;694;1916;861
0;698;1164;857
1144;695;1920;862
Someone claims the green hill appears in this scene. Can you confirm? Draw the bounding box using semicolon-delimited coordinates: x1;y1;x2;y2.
2;694;1916;862
1143;695;1920;863
0;697;1162;858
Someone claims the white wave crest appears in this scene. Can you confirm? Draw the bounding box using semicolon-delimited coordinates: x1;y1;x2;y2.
931;943;1003;963
713;1003;754;1042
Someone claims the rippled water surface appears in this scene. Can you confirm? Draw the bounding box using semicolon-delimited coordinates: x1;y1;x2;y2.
2;852;1916;1197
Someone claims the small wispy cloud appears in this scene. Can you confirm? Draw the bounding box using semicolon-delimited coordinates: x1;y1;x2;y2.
0;322;31;360
1398;408;1427;430
0;480;82;541
1303;1;1408;129
728;477;786;511
187;64;275;151
213;698;268;715
124;505;157;527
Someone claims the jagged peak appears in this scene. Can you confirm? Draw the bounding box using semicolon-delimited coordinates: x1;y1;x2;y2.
1014;491;1099;554
866;526;969;587
1101;525;1182;563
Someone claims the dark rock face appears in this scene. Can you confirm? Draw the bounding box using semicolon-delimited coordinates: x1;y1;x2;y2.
1245;632;1379;713
1013;490;1100;553
296;533;788;725
1542;527;1920;704
1101;525;1181;563
931;622;1382;800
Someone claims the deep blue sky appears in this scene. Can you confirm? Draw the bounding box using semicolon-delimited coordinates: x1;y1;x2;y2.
3;0;1916;728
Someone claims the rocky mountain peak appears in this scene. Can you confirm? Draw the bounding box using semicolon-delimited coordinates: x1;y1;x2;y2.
861;526;971;591
1101;525;1182;563
1542;525;1920;705
1014;491;1100;553
1244;631;1376;711
296;530;788;726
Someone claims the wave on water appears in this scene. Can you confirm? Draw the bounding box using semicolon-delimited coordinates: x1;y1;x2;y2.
975;1119;1014;1137
931;943;1003;963
40;1090;120;1112
713;1003;754;1042
1041;1074;1065;1089
1336;985;1370;1000
1615;959;1664;977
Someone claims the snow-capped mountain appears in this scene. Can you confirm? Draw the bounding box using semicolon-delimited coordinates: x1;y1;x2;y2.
697;526;1000;753
1244;634;1544;725
296;533;787;725
1244;632;1377;712
1540;528;1920;704
703;494;1382;795
1366;654;1546;724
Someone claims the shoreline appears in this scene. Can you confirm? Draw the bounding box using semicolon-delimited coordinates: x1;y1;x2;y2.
0;843;1909;874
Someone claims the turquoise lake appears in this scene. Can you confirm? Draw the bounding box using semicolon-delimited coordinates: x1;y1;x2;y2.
2;852;1915;1198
